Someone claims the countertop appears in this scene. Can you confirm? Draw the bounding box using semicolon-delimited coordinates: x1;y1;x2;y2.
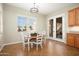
68;31;79;34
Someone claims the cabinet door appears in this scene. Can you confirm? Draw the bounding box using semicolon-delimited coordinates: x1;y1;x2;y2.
67;34;75;47
68;9;76;26
75;35;79;48
76;7;79;25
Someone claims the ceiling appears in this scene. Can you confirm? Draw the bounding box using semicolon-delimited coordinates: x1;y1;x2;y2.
6;3;79;15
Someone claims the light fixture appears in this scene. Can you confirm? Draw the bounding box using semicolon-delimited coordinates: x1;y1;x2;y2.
30;3;39;13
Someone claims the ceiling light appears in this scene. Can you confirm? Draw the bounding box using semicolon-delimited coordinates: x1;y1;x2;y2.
30;3;39;13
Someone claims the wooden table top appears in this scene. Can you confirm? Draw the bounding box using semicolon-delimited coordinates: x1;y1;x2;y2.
24;35;42;40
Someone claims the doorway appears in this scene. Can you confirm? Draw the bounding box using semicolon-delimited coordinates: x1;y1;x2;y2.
48;14;66;42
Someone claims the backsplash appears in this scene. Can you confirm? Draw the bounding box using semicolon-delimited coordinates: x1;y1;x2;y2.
68;26;79;32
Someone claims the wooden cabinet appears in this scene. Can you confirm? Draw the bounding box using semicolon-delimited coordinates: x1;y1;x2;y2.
75;35;79;48
67;34;75;47
68;9;76;26
67;33;79;48
76;7;79;25
68;7;79;26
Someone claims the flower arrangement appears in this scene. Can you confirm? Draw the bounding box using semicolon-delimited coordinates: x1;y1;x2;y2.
31;32;37;36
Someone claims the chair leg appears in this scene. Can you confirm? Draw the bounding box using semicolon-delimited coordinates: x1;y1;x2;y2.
23;44;25;50
23;44;25;48
40;43;43;48
27;43;30;51
44;38;46;44
31;43;33;48
36;44;38;50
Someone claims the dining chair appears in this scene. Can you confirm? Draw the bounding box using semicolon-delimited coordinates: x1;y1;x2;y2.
20;32;31;51
38;31;47;43
33;33;43;50
41;31;47;43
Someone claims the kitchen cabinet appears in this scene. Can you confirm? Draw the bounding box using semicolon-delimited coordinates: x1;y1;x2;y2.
68;9;76;26
68;7;79;26
67;33;79;48
75;35;79;48
75;7;79;25
67;33;75;47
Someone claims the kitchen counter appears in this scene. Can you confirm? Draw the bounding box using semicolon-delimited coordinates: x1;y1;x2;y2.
68;31;79;34
68;26;79;34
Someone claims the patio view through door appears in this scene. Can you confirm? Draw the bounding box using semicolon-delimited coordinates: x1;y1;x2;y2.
56;17;62;39
48;14;65;42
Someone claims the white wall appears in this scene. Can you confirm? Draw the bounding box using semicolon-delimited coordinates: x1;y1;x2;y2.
3;4;46;44
46;4;79;43
0;3;3;42
0;3;4;51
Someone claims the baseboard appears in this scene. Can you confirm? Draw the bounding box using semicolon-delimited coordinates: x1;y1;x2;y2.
0;41;22;51
4;41;22;46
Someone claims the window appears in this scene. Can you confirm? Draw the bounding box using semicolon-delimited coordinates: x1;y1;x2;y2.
17;16;36;32
17;16;26;31
27;17;36;32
